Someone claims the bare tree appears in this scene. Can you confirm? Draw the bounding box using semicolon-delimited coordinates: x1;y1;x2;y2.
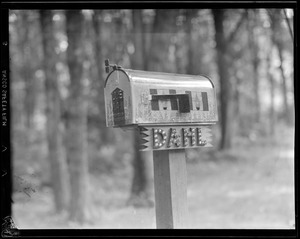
39;10;70;212
212;9;247;149
268;10;292;125
91;10;115;144
65;10;90;222
266;50;276;136
247;9;261;124
19;12;37;129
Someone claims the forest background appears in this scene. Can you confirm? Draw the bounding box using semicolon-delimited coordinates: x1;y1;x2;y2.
8;8;295;229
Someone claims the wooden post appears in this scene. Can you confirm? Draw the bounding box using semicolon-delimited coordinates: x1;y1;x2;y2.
153;149;188;229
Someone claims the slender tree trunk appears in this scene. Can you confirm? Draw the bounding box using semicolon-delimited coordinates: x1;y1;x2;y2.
92;10;104;108
212;9;234;150
20;12;35;130
251;36;260;124
148;10;178;72
128;130;153;207
65;10;90;223
40;10;70;212
269;10;291;125
142;11;153;71
11;13;27;130
127;10;153;208
186;12;194;75
185;9;198;75
233;68;241;135
114;11;127;63
267;52;275;136
253;57;260;123
131;10;146;70
276;43;291;124
91;10;115;144
248;9;260;124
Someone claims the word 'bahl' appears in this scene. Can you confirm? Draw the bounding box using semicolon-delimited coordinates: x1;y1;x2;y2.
104;60;218;151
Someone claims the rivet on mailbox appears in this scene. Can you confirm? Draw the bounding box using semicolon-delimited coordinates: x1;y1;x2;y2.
104;60;218;151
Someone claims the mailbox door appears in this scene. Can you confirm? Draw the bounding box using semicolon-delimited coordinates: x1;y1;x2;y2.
104;70;133;127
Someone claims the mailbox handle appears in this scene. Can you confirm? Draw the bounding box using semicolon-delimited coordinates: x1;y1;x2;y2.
151;94;191;113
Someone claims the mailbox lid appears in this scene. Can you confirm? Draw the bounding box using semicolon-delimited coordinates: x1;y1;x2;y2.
126;69;214;88
124;69;218;125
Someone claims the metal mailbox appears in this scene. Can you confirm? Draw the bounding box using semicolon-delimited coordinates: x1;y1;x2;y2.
104;63;218;151
104;69;218;126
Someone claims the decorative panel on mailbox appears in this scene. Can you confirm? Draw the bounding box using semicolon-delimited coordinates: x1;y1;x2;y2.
104;68;218;128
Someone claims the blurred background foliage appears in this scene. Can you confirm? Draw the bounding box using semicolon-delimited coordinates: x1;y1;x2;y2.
9;9;294;228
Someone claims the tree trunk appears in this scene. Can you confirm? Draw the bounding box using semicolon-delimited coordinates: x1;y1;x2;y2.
127;10;153;208
92;10;104;112
11;13;27;130
20;12;36;130
91;10;115;144
248;9;260;124
131;10;146;70
252;55;260;124
185;9;199;75
65;10;90;223
114;11;127;64
39;10;70;213
128;130;153;207
148;10;178;73
233;68;241;135
212;9;234;150
276;43;291;124
267;52;275;136
269;10;292;125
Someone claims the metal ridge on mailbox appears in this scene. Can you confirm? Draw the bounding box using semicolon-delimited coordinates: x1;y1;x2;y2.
104;60;218;151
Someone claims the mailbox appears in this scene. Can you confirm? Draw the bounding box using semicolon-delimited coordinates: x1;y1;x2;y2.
104;68;218;126
104;62;218;151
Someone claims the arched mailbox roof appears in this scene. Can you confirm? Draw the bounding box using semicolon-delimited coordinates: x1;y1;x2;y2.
105;68;215;89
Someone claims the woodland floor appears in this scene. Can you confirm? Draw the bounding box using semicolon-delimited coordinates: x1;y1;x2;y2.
12;125;295;229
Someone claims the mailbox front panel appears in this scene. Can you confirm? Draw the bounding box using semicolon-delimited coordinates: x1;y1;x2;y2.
104;70;133;127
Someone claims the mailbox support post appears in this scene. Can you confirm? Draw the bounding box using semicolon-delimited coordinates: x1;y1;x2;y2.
153;149;188;228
